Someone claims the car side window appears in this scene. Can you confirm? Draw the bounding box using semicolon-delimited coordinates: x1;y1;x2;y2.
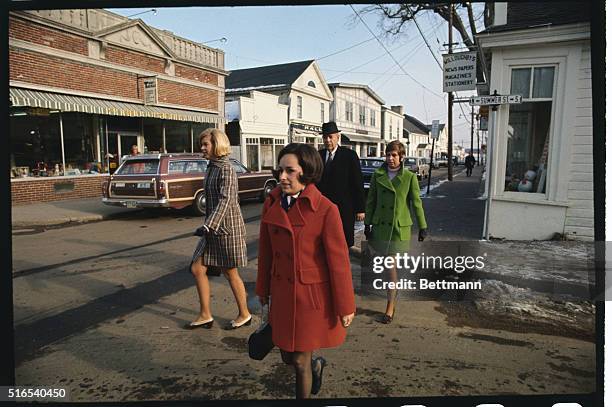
185;160;208;174
231;161;247;174
168;161;186;174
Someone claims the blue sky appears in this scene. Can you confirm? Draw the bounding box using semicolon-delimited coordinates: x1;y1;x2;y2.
109;5;486;146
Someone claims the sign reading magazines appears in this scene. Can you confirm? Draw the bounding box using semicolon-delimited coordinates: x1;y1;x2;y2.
143;77;158;105
443;51;477;92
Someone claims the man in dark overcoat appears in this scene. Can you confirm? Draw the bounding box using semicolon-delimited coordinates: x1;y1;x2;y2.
316;121;365;247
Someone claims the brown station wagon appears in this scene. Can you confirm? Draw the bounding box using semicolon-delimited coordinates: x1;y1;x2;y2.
102;153;277;215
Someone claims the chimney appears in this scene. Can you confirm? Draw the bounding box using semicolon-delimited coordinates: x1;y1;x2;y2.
391;105;404;116
493;3;508;26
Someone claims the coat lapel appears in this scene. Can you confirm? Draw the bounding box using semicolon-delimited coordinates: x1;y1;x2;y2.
262;188;293;233
375;167;395;192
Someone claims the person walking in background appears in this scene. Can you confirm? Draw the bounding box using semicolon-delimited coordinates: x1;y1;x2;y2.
130;145;140;156
188;128;251;330
257;143;355;399
465;153;476;177
316;121;365;248
364;141;427;324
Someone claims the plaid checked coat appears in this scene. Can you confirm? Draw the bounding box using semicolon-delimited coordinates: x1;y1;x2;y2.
191;156;247;267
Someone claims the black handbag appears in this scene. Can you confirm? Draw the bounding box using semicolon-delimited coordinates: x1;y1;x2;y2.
248;304;274;360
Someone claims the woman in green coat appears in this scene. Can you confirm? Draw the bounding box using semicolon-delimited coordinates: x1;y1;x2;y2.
364;140;428;323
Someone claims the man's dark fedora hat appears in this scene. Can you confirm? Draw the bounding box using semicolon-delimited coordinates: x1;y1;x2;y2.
321;121;340;135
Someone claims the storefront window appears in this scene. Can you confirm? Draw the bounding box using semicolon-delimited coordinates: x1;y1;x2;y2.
165;121;190;153
260;138;274;170
246;144;258;171
10;109;62;177
505;66;555;194
143;118;163;153
62;113;98;175
505;102;552;193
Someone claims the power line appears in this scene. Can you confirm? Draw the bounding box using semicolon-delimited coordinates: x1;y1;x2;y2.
349;4;444;101
411;11;443;70
316;38;376;61
324;41;410;81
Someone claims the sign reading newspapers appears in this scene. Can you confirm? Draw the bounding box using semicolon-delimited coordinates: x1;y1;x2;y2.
470;94;523;106
443;51;477;92
143;77;158;105
430;120;440;140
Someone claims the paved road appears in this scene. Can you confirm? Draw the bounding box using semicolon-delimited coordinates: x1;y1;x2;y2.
11;192;596;401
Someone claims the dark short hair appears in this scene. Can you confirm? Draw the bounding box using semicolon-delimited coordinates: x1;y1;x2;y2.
276;143;323;185
385;140;406;158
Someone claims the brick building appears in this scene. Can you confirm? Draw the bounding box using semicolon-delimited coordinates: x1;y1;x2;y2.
9;9;226;204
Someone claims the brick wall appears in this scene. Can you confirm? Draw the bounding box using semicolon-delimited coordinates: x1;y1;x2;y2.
10;48;219;111
11;175;109;205
158;79;218;111
175;63;218;85
9;16;89;56
10;48;140;99
105;45;166;74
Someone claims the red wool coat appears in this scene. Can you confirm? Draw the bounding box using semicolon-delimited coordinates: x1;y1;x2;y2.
256;184;356;352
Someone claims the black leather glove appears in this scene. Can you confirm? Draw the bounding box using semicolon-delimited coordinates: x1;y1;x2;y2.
418;228;427;241
194;226;206;237
364;225;373;240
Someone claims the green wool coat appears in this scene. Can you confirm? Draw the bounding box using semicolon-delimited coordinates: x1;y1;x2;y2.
364;165;427;251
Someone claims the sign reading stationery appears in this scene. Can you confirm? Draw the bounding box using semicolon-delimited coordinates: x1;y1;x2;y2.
443;51;477;92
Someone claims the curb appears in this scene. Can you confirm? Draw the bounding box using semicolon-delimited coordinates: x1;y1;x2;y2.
11;211;139;229
349;240;592;298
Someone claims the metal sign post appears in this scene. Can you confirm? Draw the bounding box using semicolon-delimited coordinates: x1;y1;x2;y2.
426;120;440;194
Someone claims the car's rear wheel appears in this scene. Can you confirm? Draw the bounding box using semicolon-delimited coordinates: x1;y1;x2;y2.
260;181;276;202
192;191;206;216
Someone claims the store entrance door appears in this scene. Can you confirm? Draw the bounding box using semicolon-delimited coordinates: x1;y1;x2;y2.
119;134;139;158
106;132;142;174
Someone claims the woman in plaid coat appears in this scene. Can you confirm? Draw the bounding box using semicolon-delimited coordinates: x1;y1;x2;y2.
188;128;251;330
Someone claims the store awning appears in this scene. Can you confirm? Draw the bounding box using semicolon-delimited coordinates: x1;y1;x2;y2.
341;133;380;144
416;143;429;149
9;88;224;124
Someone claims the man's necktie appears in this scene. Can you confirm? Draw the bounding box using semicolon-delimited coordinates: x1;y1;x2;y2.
325;152;333;170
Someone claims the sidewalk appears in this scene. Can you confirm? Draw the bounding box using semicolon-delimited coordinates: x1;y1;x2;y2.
11;198;139;229
350;165;595;298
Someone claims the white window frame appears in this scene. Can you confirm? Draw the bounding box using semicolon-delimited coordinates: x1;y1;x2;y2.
490;45;582;205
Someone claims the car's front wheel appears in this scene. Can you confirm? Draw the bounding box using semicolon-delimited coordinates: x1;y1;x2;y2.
192;191;206;216
260;181;276;202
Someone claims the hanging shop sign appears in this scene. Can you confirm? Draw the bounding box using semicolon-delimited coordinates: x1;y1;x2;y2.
443;51;477;92
143;77;158;105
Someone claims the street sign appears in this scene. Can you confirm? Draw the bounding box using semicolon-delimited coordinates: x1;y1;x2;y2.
470;94;522;106
443;51;477;92
430;120;440;140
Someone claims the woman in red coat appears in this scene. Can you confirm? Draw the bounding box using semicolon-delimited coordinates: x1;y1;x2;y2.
256;143;355;399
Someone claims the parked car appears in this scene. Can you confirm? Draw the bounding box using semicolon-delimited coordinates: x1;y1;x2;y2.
431;158;441;169
404;157;430;180
102;153;277;216
360;157;385;191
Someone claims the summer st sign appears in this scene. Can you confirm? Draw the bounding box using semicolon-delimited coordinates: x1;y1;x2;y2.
470;94;523;106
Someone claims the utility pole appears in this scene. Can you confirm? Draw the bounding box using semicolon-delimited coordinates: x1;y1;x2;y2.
446;2;454;181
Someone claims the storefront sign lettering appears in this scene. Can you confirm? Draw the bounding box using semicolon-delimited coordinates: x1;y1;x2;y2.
443;51;477;92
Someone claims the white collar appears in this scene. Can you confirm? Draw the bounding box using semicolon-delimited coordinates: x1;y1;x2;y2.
327;146;338;158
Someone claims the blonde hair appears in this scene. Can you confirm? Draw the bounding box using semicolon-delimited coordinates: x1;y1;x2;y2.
199;128;231;158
